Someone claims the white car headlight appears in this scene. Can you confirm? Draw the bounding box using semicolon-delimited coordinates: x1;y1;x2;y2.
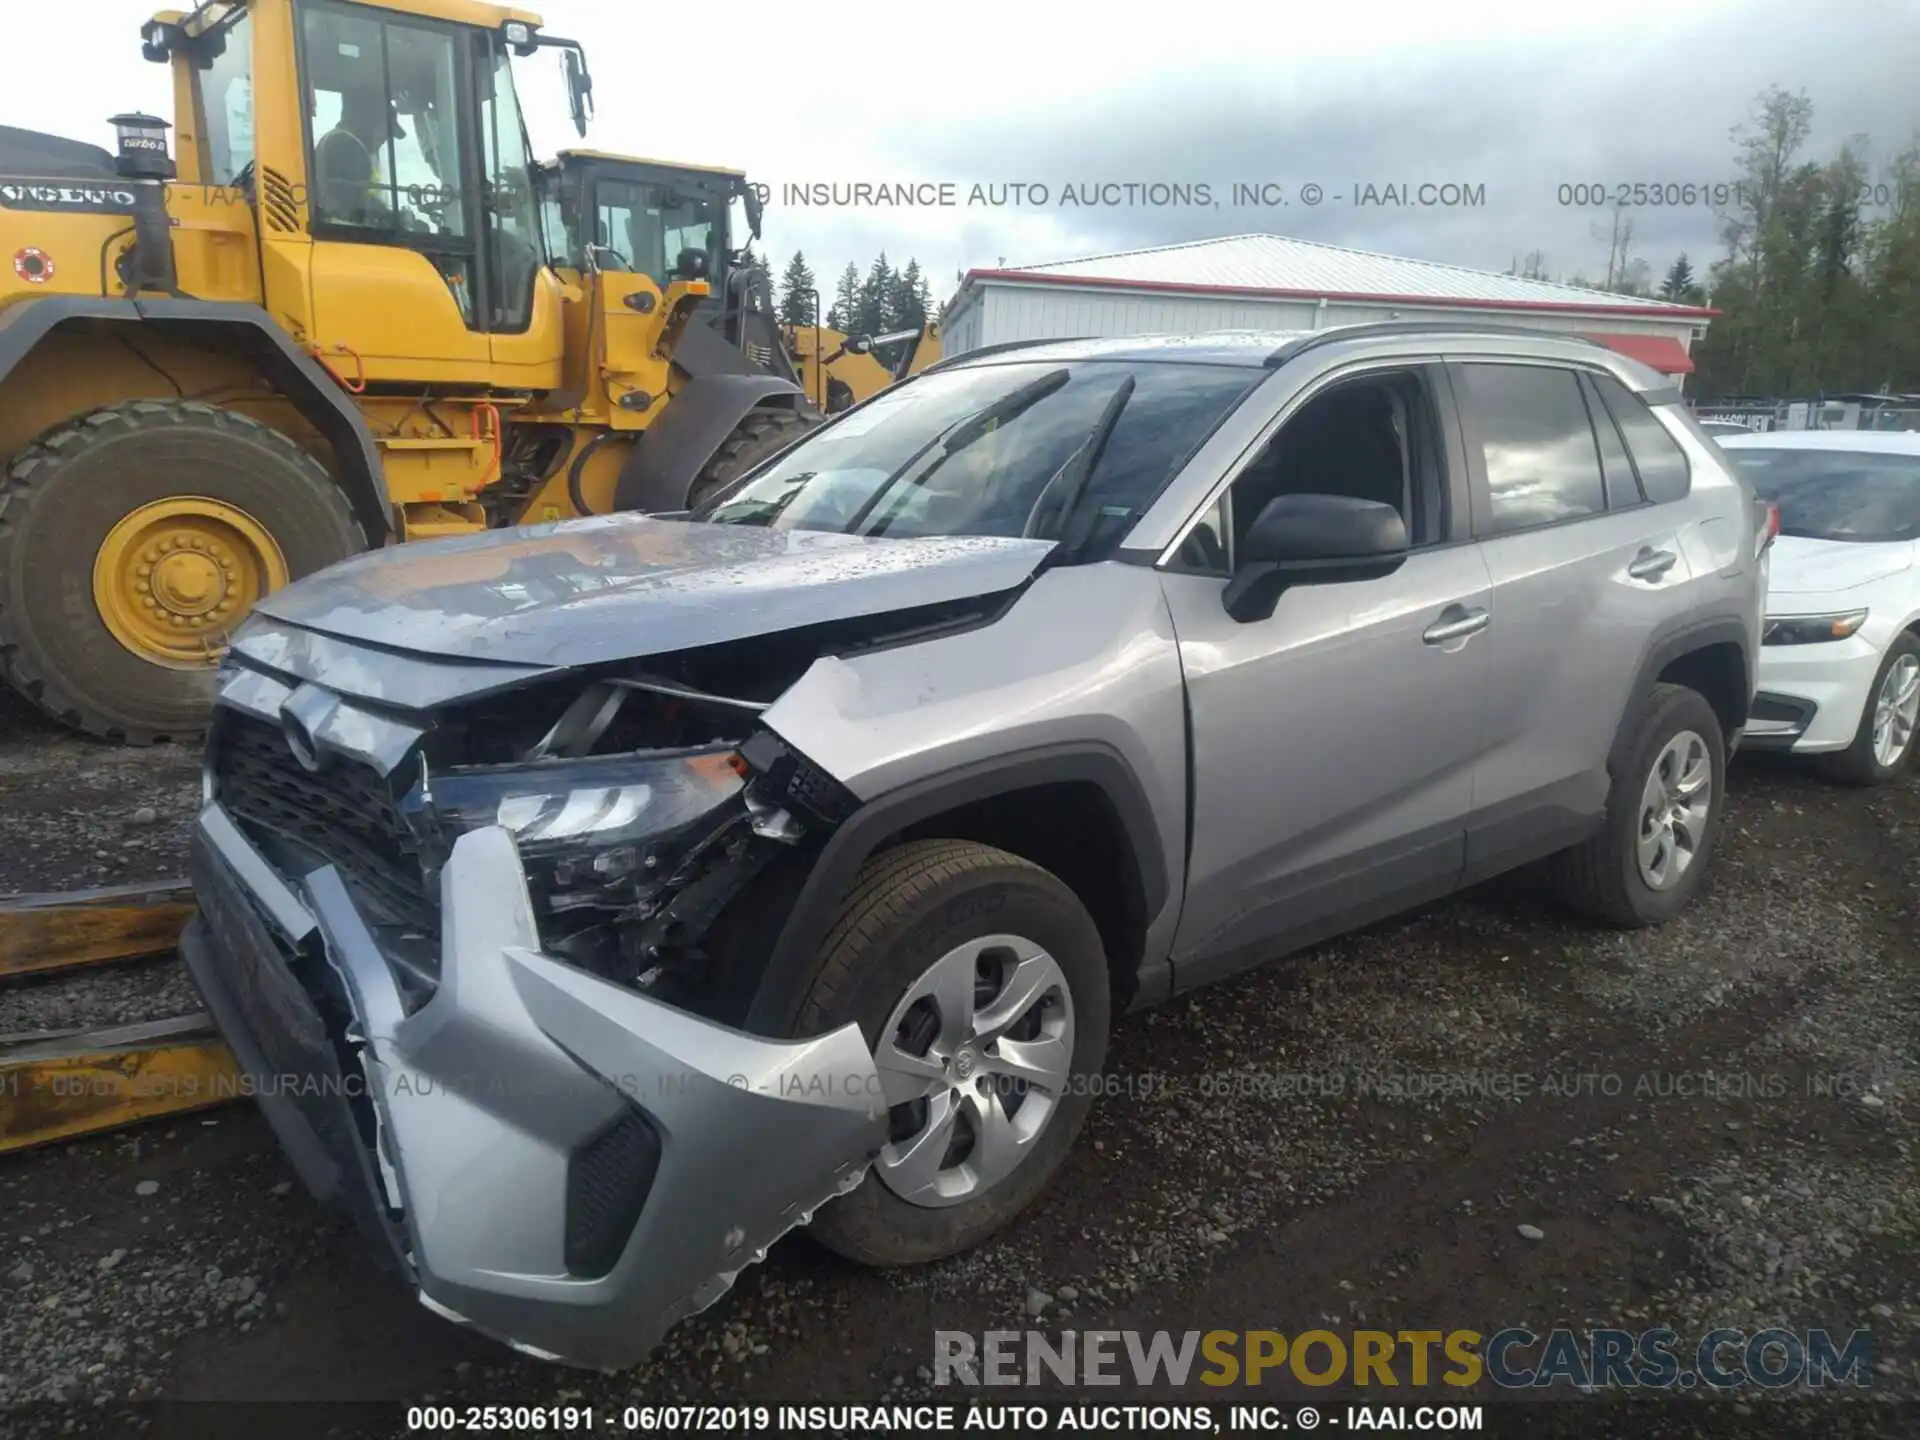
1762;609;1868;645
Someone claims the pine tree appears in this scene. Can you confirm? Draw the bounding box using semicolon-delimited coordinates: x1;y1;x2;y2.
777;251;817;326
885;259;928;332
852;252;893;339
829;261;860;336
1659;254;1698;302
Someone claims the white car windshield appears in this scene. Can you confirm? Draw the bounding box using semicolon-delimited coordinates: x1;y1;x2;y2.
695;360;1263;561
1726;449;1920;542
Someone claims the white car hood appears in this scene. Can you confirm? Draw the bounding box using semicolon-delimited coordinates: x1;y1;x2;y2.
1767;535;1913;599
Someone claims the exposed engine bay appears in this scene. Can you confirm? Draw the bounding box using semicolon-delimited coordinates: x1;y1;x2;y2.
210;586;1006;1024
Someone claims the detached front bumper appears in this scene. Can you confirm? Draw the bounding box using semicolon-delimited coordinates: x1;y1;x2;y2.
182;804;886;1370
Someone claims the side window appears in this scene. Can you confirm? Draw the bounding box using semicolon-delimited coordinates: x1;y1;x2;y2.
1591;373;1692;503
477;36;542;331
1458;364;1606;535
1579;372;1644;509
1215;369;1446;565
1174;492;1232;574
197;11;254;186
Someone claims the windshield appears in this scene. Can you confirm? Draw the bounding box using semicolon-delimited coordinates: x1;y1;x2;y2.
580;176;725;287
694;360;1263;559
1725;448;1920;543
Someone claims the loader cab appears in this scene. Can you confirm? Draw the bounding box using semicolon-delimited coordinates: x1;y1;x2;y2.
541;152;740;301
147;0;591;384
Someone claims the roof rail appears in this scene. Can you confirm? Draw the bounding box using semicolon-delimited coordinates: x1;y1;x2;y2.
1264;320;1612;367
922;336;1097;373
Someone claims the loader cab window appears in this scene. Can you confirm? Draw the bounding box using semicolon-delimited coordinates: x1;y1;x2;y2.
193;8;254;187
585;178;724;292
477;37;542;331
300;0;477;322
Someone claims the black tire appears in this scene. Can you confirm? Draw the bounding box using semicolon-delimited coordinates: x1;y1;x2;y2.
795;840;1111;1267
0;400;366;744
1551;682;1727;927
1820;632;1920;787
684;408;817;512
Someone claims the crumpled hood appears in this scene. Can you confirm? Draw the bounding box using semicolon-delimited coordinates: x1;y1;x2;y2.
253;514;1057;667
1767;535;1914;598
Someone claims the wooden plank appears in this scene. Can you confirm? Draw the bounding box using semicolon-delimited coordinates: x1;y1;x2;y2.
0;878;194;980
0;1013;241;1153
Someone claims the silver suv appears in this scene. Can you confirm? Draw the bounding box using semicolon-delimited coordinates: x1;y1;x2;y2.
183;323;1770;1369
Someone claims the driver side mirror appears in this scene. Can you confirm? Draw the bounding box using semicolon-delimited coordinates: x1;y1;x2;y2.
1221;492;1408;623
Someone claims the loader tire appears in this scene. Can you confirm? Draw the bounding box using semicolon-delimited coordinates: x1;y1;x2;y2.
0;400;366;745
685;408;816;512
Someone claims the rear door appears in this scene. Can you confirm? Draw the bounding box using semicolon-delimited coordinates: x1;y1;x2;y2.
1454;360;1698;883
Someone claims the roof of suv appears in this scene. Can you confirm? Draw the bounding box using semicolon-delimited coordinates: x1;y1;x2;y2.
930;322;1664;383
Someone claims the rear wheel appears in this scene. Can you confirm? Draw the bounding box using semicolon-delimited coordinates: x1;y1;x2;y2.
795;840;1111;1267
684;408;816;512
1552;682;1726;926
0;400;365;744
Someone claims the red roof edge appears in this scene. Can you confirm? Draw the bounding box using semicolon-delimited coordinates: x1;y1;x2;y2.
1584;332;1697;376
959;266;1720;321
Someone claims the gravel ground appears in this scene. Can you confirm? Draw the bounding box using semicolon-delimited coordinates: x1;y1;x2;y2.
0;688;199;898
0;727;1915;1435
0;689;201;1037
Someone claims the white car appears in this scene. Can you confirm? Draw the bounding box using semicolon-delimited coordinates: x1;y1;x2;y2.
1717;430;1920;783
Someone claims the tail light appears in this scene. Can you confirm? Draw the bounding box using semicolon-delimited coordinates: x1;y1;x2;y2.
1755;499;1780;557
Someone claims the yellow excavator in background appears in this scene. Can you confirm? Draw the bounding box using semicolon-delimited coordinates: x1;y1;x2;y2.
0;0;929;747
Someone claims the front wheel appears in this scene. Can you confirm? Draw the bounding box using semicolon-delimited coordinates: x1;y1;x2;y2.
1552;682;1727;926
796;840;1111;1267
1821;632;1920;787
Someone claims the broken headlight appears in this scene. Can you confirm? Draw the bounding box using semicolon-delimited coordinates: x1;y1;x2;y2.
426;747;746;911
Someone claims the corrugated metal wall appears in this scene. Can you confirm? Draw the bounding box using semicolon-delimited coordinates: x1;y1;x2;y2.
945;282;1699;356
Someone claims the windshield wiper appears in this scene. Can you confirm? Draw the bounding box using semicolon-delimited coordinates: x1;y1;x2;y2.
1022;375;1136;556
845;367;1072;535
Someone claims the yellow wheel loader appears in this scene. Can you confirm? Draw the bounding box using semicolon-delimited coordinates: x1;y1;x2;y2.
533;149;941;425
0;0;824;745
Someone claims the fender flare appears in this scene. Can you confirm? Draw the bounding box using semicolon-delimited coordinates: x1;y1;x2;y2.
743;741;1171;1034
1606;614;1753;775
0;295;391;543
611;372;808;513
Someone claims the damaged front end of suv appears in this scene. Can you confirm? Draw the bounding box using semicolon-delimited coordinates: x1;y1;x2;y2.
180;518;1054;1370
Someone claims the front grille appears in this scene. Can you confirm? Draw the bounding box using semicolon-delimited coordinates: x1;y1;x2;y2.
564;1106;662;1277
212;713;437;936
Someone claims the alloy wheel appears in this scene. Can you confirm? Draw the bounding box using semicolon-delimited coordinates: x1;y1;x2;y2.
1871;653;1920;769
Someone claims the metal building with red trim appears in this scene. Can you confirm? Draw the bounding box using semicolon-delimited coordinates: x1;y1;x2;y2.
942;234;1715;382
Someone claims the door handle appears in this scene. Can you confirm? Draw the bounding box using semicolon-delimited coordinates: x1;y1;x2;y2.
1628;547;1678;581
1423;606;1490;645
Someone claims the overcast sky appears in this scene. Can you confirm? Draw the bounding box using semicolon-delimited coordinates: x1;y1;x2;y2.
7;0;1916;306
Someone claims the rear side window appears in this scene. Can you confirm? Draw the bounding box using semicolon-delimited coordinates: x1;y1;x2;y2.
1458;363;1607;534
1578;373;1645;510
1591;372;1692;503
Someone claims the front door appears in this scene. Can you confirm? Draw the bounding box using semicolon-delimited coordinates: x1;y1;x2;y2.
1162;364;1494;989
296;0;546;382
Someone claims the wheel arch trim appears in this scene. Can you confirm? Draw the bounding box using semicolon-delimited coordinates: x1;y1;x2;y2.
0;296;390;543
1608;615;1753;775
744;741;1171;1035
